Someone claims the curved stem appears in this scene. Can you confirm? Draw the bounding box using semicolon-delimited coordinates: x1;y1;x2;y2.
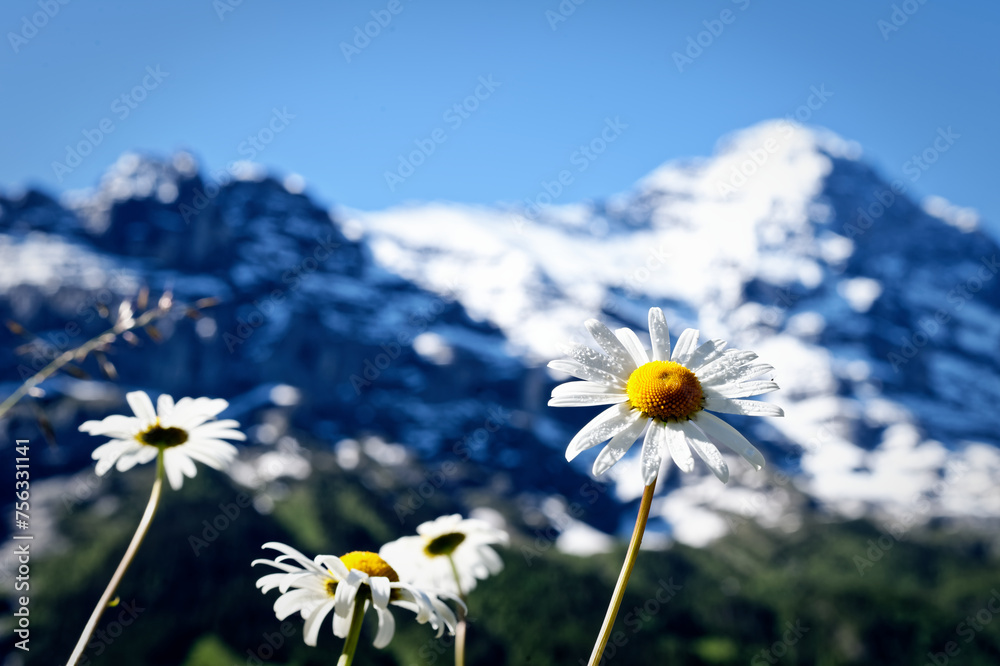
0;305;166;421
337;599;367;666
67;452;165;666
587;479;657;666
447;555;467;666
0;331;114;420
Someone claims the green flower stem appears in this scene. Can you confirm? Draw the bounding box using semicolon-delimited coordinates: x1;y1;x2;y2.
67;451;165;666
447;555;467;666
587;478;658;666
337;599;367;666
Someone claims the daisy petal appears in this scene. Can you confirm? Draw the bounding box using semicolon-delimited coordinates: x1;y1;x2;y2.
373;606;397;649
686;339;728;372
262;542;327;573
180;446;231;471
92;440;141;475
670;329;700;366
639;422;666;485
663;424;695;473
648;307;671;361
592;416;647;476
316;555;350;579
679;420;729;483
548;359;626;389
274;588;322;620
175;451;198;479
615;327;649;367
549;381;628;407
704;380;780;399
565;403;641;461
695;350;760;384
370;576;391;609
693;412;765;471
335;571;365;618
699;363;774;388
584;319;636;374
302;598;337;647
560;343;627;378
126;391;157;427
116;447;156;473
705;396;785;418
333;609;352;639
156;393;175;420
162;450;185;490
188;420;247;439
79;415;139;437
429;596;459;632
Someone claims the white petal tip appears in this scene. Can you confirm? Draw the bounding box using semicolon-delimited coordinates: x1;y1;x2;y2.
592;460;613;477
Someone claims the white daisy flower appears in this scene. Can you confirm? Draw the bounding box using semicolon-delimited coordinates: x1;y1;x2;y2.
79;390;245;490
380;514;508;597
253;542;463;649
548;307;783;485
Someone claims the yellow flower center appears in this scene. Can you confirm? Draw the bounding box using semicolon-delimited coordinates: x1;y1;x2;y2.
136;423;188;448
325;551;400;598
339;551;400;581
626;361;704;421
424;532;466;557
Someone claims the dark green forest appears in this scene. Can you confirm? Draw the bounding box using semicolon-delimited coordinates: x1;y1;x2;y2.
11;447;1000;666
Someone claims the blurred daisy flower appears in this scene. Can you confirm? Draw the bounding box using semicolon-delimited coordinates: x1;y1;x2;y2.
79;390;245;490
548;307;783;485
253;542;463;652
380;514;508;597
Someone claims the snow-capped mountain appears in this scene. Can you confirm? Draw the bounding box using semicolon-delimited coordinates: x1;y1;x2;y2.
348;120;1000;543
2;120;998;549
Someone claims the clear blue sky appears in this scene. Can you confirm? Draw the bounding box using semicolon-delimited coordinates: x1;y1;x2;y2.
2;0;998;227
